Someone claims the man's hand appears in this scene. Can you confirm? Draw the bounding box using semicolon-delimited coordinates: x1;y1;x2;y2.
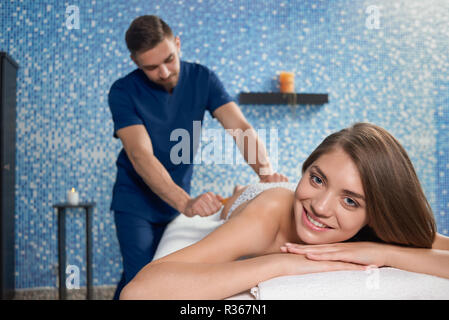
259;172;289;183
183;192;224;217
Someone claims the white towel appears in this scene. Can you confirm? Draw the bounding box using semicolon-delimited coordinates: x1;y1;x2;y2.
253;268;449;300
153;213;449;300
152;212;223;261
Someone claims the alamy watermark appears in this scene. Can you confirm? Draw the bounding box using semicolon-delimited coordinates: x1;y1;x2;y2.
365;5;381;29
65;5;80;30
66;264;80;289
170;121;279;174
365;265;380;290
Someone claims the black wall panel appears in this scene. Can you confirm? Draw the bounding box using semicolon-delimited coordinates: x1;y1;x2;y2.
0;52;18;300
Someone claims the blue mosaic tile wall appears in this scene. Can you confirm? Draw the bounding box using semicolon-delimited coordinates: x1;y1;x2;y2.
1;0;448;289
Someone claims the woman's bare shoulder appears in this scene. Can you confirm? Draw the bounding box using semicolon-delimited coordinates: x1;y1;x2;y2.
252;187;295;210
228;186;295;221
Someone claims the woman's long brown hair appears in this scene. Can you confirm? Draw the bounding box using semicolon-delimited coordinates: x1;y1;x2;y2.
302;122;436;248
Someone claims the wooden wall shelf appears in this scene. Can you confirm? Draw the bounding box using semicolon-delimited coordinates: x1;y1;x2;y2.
239;92;328;105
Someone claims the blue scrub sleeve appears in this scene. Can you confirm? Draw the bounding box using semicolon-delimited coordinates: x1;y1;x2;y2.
206;70;234;118
108;82;144;138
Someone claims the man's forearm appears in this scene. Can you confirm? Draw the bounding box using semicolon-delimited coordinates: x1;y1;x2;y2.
131;151;190;213
231;125;273;177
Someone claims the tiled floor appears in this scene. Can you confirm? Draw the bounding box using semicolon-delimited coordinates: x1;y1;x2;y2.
12;286;115;300
12;287;255;300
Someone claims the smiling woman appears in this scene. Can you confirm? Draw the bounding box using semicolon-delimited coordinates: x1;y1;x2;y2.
292;148;370;245
119;122;449;300
300;122;436;248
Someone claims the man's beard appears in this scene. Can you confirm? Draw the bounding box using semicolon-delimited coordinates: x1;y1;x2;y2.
157;73;178;90
159;71;176;81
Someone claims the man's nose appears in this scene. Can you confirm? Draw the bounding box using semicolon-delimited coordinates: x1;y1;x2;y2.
159;64;170;79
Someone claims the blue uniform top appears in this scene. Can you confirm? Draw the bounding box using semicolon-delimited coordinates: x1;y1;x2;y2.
108;60;233;223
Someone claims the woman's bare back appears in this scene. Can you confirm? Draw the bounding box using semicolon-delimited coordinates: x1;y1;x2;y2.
219;185;249;220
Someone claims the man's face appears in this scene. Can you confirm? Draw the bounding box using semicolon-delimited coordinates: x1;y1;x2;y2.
132;36;181;92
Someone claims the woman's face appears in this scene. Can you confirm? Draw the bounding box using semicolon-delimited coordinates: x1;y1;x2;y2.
293;147;369;244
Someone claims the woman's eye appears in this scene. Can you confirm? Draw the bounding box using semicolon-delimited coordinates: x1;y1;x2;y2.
344;197;358;207
310;174;323;185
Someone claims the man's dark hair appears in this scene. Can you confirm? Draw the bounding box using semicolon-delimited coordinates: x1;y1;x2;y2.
125;15;173;56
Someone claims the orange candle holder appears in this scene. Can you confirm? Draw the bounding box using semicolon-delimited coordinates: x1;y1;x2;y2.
279;71;295;93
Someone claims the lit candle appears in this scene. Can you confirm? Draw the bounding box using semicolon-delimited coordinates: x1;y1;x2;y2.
279;71;295;93
67;188;79;205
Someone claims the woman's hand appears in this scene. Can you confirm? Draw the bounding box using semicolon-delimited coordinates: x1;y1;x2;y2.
281;242;393;268
280;252;366;276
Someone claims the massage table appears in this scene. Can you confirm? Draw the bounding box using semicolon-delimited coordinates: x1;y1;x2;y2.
152;212;449;300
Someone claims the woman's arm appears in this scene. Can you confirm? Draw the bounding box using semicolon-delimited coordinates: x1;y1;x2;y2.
121;254;284;300
385;246;449;279
120;188;289;299
283;234;449;279
385;233;449;279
